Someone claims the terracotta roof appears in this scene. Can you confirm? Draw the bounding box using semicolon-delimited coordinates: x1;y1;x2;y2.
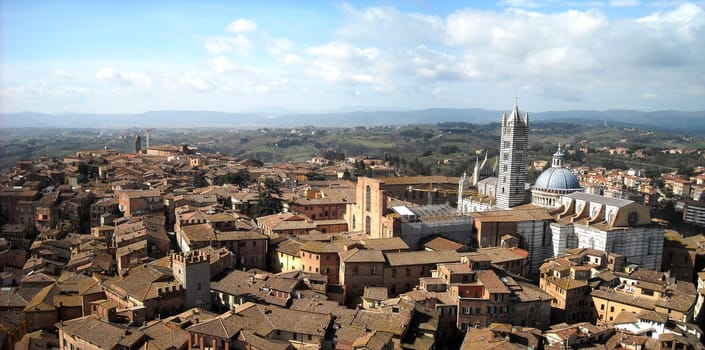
476;247;527;264
300;241;339;254
103;263;180;302
545;276;588;290
423;236;465;251
476;270;511;294
385;250;461;267
187;302;331;340
352;331;394;350
58;315;144;349
340;248;385;263
215;230;268;241
470;207;554;222
0;289;28;308
591;288;656;310
376;176;460;186
359;237;409;252
180;223;216;242
238;330;292;350
274;238;303;256
363;286;389;301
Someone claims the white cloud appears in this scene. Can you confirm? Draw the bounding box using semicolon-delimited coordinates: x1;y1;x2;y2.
52;68;74;80
337;3;445;46
637;3;705;41
182;76;212;92
204;35;252;55
96;68;151;87
500;0;544;9
225;18;257;33
209;56;237;73
7;2;704;113
283;54;303;65
1;83;91;107
268;38;293;56
609;0;640;7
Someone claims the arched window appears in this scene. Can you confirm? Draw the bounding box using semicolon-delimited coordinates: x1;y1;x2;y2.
352;215;356;230
365;216;371;235
365;185;371;212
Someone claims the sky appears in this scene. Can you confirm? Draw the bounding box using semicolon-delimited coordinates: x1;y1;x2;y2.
1;0;704;114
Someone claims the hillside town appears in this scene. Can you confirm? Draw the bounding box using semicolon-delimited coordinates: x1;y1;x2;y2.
2;103;705;350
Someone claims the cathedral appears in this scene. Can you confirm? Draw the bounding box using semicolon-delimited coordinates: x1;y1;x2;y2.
463;100;583;211
458;99;663;272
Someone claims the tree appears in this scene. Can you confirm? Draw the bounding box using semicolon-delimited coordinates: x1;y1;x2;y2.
252;177;283;218
305;171;326;181
217;170;250;187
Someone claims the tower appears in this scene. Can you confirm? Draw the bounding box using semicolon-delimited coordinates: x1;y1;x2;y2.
134;134;142;154
496;99;529;209
457;171;466;213
172;251;211;309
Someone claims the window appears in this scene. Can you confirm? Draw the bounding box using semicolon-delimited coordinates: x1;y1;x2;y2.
238;242;246;247
610;306;614;312
475;307;481;314
406;268;411;277
365;185;371;212
353;266;359;274
308;335;312;341
392;269;397;278
252;241;256;247
462;307;471;314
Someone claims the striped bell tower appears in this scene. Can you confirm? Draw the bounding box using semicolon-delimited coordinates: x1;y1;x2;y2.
496;98;529;209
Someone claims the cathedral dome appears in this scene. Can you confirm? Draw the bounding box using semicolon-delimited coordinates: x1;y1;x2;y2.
534;167;581;191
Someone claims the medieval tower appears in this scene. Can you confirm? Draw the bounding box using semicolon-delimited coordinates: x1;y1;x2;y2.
172;251;211;309
496;100;529;209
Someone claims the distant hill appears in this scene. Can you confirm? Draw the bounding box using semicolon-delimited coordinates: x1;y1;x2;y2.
1;109;703;134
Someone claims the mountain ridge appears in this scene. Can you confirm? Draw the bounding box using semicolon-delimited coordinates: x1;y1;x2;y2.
1;109;703;134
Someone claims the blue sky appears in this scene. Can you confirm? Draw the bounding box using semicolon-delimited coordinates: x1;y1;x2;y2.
2;0;704;114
